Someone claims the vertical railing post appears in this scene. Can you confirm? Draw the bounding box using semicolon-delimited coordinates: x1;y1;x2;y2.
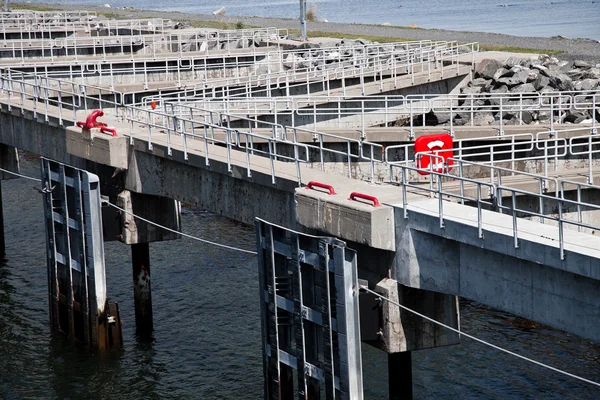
512;191;518;249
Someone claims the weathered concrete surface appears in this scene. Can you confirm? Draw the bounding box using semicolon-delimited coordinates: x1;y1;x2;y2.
374;278;460;353
295;187;395;251
392;198;600;342
117;190;182;244
3;85;600;344
66;126;129;169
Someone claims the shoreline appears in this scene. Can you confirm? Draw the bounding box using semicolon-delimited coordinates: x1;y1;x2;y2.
10;2;600;62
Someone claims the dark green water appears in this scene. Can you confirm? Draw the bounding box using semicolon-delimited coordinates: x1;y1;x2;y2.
1;159;599;399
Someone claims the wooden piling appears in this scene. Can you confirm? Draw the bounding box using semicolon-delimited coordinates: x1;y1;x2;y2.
0;181;4;257
389;351;413;399
131;242;153;335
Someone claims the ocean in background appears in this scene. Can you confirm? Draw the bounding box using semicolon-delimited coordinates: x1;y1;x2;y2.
24;0;600;39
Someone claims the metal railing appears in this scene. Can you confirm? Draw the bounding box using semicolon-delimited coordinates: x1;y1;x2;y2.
135;42;478;107
125;104;309;184
3;65;600;261
0;27;287;63
390;153;600;260
0;70;385;183
171;91;599;136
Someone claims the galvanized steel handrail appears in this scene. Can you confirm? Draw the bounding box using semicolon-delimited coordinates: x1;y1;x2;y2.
3;63;600;261
390;154;599;260
174;91;599;137
0;28;286;63
125;104;310;184
163;101;386;182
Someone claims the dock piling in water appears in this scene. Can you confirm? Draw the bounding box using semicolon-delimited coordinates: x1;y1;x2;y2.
131;242;153;335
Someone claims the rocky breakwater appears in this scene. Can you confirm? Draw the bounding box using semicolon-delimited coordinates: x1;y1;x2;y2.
409;55;600;128
281;38;378;71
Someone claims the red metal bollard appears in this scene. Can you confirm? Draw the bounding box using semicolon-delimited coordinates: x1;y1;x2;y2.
348;192;381;207
76;110;117;137
306;181;336;195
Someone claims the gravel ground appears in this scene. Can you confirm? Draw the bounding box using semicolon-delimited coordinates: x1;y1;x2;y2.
18;3;600;63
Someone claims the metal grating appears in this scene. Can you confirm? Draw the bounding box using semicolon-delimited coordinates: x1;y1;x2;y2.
256;218;363;400
41;158;120;350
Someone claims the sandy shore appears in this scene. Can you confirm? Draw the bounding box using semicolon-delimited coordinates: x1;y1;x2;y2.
13;2;600;62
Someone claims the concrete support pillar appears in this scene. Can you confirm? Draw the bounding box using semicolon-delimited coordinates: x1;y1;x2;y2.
374;278;460;400
389;351;412;400
132;242;153;335
375;278;460;353
116;190;181;337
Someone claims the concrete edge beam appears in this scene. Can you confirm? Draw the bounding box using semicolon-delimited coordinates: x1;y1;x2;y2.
66;126;129;169
295;188;395;251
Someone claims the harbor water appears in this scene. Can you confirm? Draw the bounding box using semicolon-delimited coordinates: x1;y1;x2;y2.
1;157;600;398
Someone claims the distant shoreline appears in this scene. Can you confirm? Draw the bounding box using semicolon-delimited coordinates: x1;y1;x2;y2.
10;2;600;62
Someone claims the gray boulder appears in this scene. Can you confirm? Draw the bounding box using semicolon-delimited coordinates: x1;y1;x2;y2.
581;68;600;80
539;55;559;67
564;110;589;124
566;69;585;80
558;61;573;72
573;60;592;69
475;58;503;79
539;86;556;94
472;78;492;87
491;84;509;94
526;70;539;82
453;112;472;126
283;53;305;69
532;75;550;91
497;70;530;87
504;57;530;69
510;83;536;93
432;111;452;125
462;86;483;94
549;74;574;91
530;63;548;72
535;111;551;122
574;79;599;91
472;112;495;125
493;67;511;81
501;115;518;125
520;111;534;124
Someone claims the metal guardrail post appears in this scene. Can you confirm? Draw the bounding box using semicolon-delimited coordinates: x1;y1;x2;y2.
558;199;565;260
438;174;444;229
477;185;483;239
511;191;519;249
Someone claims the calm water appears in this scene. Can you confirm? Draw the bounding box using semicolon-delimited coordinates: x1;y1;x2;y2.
26;0;600;39
1;157;600;398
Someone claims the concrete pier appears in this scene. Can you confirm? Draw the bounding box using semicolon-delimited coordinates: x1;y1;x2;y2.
1;9;599;397
116;190;182;336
